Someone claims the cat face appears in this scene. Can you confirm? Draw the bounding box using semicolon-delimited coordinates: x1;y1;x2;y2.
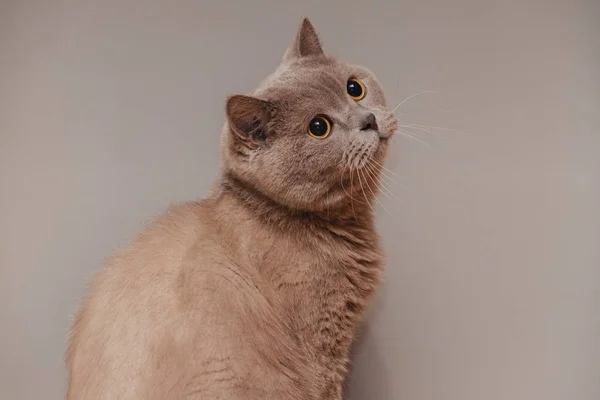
223;18;397;212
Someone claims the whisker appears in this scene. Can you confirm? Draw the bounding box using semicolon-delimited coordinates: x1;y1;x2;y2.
399;124;440;136
369;159;412;192
370;159;410;185
365;161;405;203
339;162;359;220
381;180;406;203
364;162;398;203
349;170;357;220
360;168;390;215
356;168;376;214
399;122;457;132
392;90;436;113
397;130;439;153
363;162;386;200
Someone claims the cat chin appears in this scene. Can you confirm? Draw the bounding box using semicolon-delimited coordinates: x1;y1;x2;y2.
363;138;389;165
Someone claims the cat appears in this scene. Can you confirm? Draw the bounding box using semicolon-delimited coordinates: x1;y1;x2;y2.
66;17;397;400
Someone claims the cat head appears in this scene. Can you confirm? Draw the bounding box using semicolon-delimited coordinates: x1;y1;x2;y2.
222;18;397;212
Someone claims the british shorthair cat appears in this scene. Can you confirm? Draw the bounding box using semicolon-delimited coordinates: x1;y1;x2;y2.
66;18;397;400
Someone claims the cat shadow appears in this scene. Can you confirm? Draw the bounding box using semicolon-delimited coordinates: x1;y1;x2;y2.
343;292;392;399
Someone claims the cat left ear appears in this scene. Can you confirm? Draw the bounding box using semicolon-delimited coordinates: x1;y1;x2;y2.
284;17;324;62
226;95;273;148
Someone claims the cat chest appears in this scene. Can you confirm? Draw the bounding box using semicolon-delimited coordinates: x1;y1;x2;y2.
276;253;381;367
250;229;382;371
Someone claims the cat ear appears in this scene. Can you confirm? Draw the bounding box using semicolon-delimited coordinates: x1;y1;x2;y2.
284;17;324;62
226;95;273;148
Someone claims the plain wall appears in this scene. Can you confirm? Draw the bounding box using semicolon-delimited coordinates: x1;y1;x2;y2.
1;1;599;399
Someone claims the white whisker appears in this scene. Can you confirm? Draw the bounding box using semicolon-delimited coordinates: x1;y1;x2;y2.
369;160;411;192
339;163;359;220
378;173;411;196
397;131;439;153
356;168;376;214
400;122;457;132
363;162;385;199
365;161;405;204
370;159;411;189
349;169;357;219
392;90;436;113
400;124;440;136
361;168;390;216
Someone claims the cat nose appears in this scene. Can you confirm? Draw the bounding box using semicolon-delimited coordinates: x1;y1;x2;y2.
360;113;378;132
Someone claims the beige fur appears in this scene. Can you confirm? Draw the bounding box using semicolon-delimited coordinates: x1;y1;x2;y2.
66;18;397;400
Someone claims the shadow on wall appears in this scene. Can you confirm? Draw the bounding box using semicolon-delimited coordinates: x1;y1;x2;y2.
345;289;392;399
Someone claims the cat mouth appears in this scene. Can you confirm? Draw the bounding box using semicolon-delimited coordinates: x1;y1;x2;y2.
379;115;398;140
342;132;389;173
378;131;392;140
376;135;390;150
355;141;385;170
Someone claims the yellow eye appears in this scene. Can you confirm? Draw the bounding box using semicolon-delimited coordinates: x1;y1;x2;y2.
347;78;366;101
308;115;332;139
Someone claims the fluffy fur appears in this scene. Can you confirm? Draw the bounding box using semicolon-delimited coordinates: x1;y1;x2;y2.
66;18;397;400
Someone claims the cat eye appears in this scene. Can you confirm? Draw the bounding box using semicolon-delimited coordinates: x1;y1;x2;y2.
347;78;366;101
308;115;332;139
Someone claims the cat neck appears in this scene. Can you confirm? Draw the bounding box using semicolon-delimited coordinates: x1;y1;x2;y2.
214;171;376;236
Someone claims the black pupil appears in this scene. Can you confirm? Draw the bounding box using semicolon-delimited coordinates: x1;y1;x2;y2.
310;118;328;137
347;80;362;98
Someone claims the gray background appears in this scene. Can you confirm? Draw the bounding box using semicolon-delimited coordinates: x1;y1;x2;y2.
1;1;599;399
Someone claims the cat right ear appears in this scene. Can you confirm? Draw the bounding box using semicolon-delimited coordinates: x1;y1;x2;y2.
284;17;325;62
226;95;273;148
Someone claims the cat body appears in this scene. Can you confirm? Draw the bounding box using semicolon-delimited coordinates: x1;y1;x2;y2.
67;18;397;400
